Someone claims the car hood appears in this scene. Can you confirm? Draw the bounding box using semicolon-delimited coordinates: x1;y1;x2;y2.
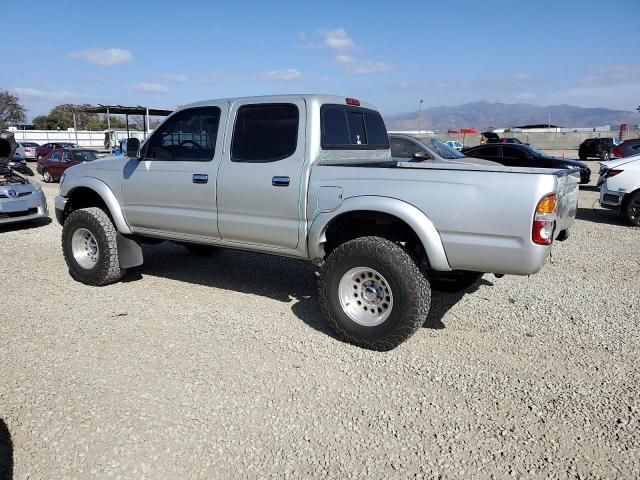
0;130;18;168
599;154;640;169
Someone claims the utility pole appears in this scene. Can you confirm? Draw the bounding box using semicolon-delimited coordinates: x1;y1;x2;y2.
418;99;423;134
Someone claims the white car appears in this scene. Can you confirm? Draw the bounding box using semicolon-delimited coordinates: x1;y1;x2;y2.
598;154;640;226
16;142;40;161
445;140;463;151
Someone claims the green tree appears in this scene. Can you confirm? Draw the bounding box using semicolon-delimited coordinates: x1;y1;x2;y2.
32;104;129;130
0;89;26;128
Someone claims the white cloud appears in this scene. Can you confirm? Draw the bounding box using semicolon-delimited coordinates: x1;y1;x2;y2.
581;65;640;86
162;74;187;83
321;28;357;51
70;48;133;66
12;87;84;101
335;55;391;75
202;71;235;84
258;69;303;82
125;83;170;94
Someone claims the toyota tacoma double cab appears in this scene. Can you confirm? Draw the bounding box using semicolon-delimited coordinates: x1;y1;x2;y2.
55;95;579;350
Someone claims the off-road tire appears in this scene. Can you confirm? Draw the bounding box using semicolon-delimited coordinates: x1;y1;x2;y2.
181;243;218;256
42;169;52;183
319;236;431;351
429;271;483;293
625;191;640;227
62;207;126;286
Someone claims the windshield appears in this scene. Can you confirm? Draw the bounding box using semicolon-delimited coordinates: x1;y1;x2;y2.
526;145;551;158
422;138;465;159
72;150;99;162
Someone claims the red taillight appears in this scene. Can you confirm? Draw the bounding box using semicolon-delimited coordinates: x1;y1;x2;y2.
532;193;557;245
607;169;623;177
346;98;360;106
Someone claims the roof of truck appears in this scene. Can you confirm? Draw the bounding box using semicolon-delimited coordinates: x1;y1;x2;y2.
179;94;379;112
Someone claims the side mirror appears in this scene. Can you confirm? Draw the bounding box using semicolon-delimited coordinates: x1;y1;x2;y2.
413;151;430;160
126;138;140;158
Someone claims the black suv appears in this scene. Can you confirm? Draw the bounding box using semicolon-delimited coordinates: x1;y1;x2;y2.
578;137;614;160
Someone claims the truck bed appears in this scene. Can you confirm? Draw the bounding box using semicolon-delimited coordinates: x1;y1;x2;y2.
308;161;579;275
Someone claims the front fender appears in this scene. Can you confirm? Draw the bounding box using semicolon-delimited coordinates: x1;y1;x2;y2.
60;176;132;234
308;196;451;271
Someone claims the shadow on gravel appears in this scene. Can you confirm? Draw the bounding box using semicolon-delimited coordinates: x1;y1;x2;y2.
139;242;340;339
0;216;51;234
576;206;629;226
136;242;485;340
424;278;493;329
0;418;13;480
579;185;599;192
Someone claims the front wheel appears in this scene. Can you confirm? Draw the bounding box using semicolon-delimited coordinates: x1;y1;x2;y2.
625;191;640;227
62;207;126;285
319;236;431;351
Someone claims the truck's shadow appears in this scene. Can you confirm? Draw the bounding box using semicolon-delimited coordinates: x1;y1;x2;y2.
0;418;13;480
137;242;486;340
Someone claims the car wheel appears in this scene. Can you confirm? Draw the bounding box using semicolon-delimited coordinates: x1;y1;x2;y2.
42;169;52;183
181;243;217;256
319;236;431;351
62;207;126;286
625;191;640;227
601;151;611;161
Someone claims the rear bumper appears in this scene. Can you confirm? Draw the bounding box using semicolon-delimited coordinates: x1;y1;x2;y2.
599;184;624;210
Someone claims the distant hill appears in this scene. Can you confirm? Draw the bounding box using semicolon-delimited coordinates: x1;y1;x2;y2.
385;101;640;131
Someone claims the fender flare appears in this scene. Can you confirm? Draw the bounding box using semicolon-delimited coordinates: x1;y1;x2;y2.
308;196;451;271
61;176;132;234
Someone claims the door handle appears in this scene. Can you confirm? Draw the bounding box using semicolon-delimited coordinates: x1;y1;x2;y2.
272;176;290;187
192;174;208;184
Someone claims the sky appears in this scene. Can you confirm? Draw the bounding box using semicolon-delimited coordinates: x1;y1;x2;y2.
1;0;639;120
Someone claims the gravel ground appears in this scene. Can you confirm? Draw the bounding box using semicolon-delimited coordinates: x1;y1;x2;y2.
1;162;638;479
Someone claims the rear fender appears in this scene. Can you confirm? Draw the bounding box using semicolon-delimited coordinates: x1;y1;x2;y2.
308;196;451;271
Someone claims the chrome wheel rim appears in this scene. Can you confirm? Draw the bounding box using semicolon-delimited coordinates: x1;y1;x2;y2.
71;228;99;269
43;170;51;182
338;267;393;327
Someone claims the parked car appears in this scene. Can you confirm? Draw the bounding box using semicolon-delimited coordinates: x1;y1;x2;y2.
35;142;80;161
391;134;500;166
37;148;101;183
445;140;463;151
578;137;614;161
611;138;640;158
598;154;640;226
55;94;578;351
0;131;49;225
463;143;591;184
16;142;40;161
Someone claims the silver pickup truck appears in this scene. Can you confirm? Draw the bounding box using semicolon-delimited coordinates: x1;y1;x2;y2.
55;95;578;350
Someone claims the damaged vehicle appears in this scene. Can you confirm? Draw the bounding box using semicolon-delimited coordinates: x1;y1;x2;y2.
0;130;48;225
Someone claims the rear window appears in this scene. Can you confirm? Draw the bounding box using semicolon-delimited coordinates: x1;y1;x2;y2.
321;105;389;150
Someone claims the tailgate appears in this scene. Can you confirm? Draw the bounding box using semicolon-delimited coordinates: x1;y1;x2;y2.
554;169;579;236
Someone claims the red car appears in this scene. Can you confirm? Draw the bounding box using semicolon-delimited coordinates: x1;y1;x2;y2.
35;142;79;161
37;148;101;183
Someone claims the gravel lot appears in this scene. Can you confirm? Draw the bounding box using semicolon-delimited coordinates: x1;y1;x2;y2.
1;161;638;479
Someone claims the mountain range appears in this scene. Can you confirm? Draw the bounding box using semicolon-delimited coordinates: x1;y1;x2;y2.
384;101;640;131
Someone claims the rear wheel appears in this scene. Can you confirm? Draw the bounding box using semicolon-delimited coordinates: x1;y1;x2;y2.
601;151;611;161
319;236;431;351
625;191;640;227
62;207;126;285
42;169;52;183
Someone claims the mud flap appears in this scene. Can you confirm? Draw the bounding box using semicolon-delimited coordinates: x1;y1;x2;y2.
117;233;143;268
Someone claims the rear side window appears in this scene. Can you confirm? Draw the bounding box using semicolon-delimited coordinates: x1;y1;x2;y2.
321;105;389;149
231;104;299;163
502;146;529;159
